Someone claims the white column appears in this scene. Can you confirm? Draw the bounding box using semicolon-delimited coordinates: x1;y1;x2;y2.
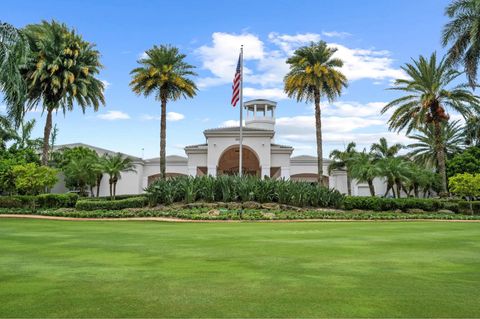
261;166;270;179
280;166;290;180
188;166;196;177
254;104;257;119
208;166;217;177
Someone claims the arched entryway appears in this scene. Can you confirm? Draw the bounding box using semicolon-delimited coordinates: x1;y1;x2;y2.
217;146;260;176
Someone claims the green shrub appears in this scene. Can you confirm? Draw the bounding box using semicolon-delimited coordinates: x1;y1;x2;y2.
35;193;78;208
343;196;448;212
145;176;344;208
0;194;78;209
75;197;148;211
457;201;480;215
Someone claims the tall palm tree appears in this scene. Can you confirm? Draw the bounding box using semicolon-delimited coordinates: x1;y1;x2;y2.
23;20;105;165
442;0;480;88
102;153;136;199
370;137;403;160
382;53;480;194
130;45;197;180
350;151;380;197
0;22;30;128
284;41;348;185
407;120;465;168
328;142;356;195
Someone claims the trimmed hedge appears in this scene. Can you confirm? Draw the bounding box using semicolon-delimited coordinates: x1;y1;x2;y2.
75;197;148;211
343;196;445;212
83;194;147;201
0;194;78;209
2;207;480;221
457;201;480;214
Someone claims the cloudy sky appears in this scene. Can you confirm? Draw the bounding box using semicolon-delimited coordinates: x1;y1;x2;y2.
2;0;455;158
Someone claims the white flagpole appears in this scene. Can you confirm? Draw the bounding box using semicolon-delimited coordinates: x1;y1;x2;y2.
239;45;244;177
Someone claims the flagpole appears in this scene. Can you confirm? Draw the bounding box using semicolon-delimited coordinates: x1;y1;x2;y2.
239;45;244;177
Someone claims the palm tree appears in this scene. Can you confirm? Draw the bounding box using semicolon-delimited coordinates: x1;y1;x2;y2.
370;137;403;160
403;163;439;198
284;41;348;185
442;0;480;88
382;53;480;194
0;21;29;127
23;20;105;165
407;120;464;168
350;151;380;196
130;45;197;180
465;113;480;146
377;157;411;198
102;153;136;199
328;142;356;195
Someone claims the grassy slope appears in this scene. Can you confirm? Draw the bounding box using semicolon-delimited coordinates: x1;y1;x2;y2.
0;220;479;318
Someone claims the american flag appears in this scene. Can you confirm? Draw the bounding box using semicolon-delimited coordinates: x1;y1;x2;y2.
231;53;241;107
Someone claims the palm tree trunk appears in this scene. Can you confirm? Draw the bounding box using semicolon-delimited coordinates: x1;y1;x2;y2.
41;109;53;165
96;175;102;197
346;173;352;196
113;182;117;200
160;96;167;180
396;181;402;198
314;90;324;186
368;180;375;196
109;180;112;199
414;184;419;198
434;121;448;195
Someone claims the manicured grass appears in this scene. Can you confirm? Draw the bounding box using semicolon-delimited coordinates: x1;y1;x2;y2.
0;219;479;318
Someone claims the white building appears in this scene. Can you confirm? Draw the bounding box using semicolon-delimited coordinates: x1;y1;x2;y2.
53;99;387;197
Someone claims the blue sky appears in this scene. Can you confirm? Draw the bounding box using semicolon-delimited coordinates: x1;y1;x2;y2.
2;0;454;159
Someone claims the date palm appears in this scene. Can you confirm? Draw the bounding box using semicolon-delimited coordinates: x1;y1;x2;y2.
284;41;347;185
465;113;480;146
382;53;479;194
102;153;136;200
23;20;105;165
442;0;480;88
328;142;356;195
130;45;197;180
0;21;29;127
407;120;464;168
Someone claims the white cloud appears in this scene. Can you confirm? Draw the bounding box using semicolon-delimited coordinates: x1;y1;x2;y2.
141;112;185;122
97;110;130;121
243;87;287;100
196;32;264;88
322;101;388;118
101;80;111;89
167;112;185;121
196;31;406;90
321;31;351;38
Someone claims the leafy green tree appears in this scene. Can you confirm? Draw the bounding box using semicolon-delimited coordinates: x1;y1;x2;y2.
329;142;356;195
102;153;136;199
382;53;480;194
449;173;480;213
447;146;480;177
350;151;380;196
12;163;57;195
407;120;464;168
370;137;403;160
284;41;348;185
23;20;105;165
442;0;480;88
130;45;197;180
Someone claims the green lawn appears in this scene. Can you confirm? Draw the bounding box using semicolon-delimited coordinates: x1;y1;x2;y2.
0;219;479;318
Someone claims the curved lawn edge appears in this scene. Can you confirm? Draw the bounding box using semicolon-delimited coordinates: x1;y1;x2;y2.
1;214;480;223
